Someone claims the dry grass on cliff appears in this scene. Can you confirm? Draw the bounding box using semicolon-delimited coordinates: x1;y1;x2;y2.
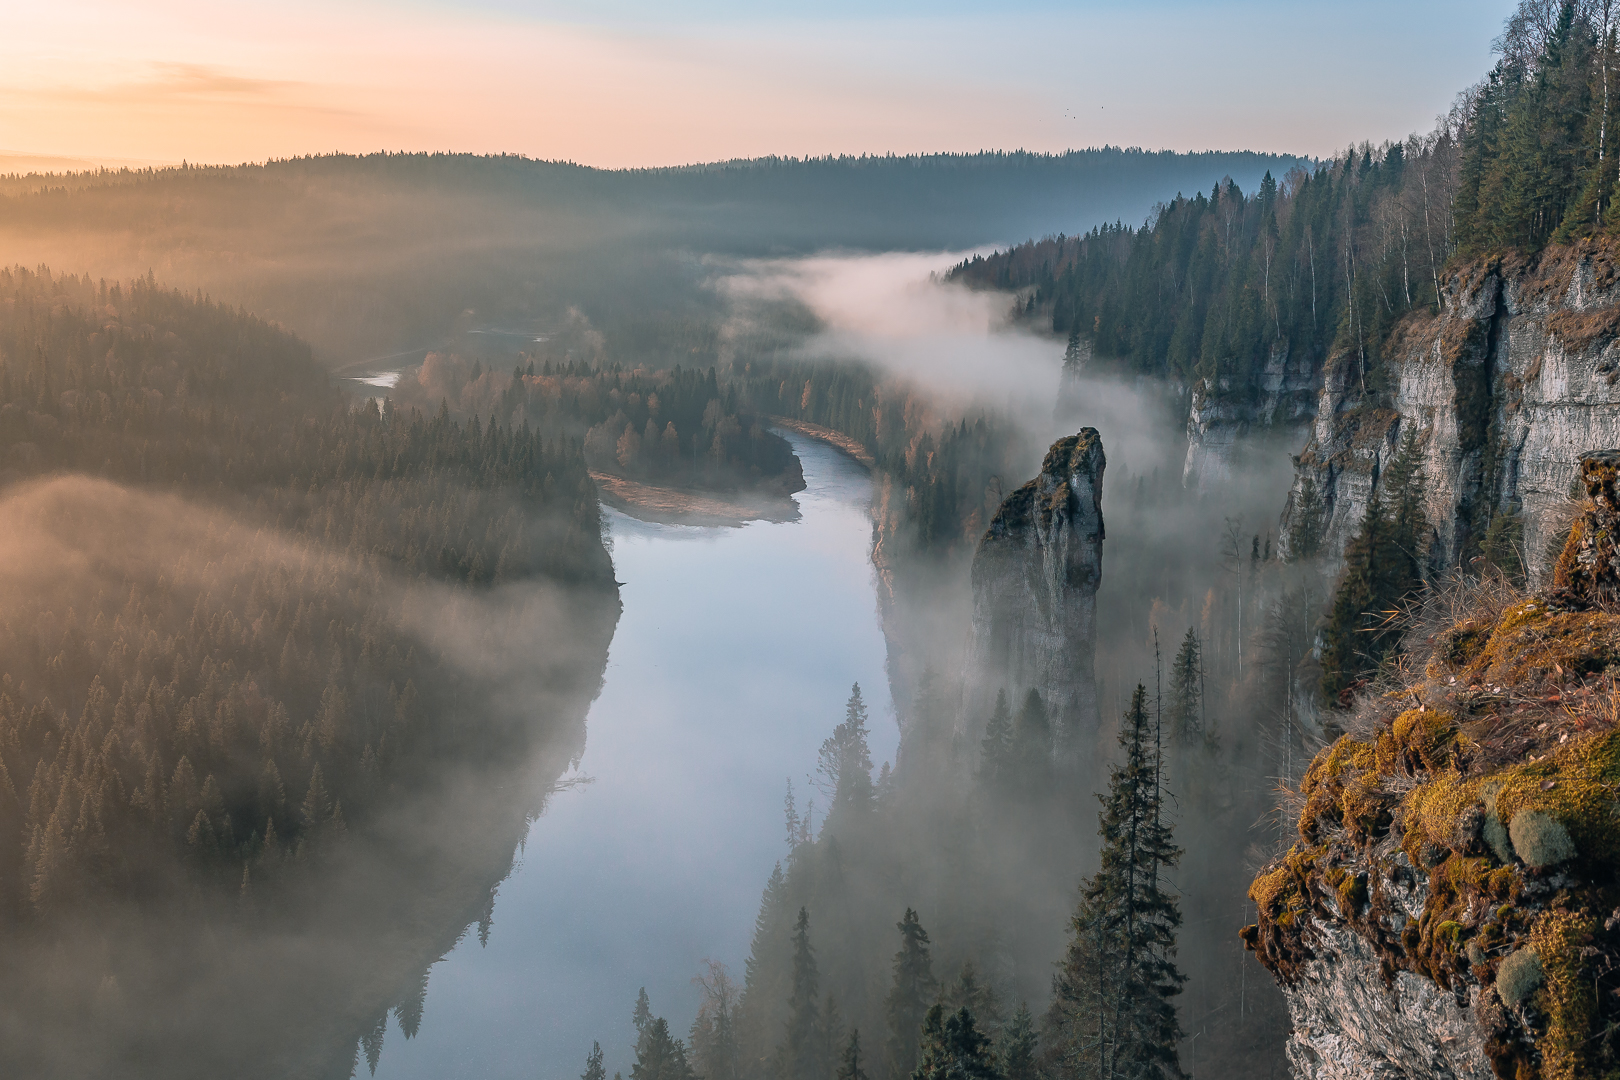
1343;572;1620;780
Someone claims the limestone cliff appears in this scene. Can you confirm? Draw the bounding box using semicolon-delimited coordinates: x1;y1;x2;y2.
1183;343;1318;490
1280;240;1620;578
1244;452;1620;1080
966;429;1104;752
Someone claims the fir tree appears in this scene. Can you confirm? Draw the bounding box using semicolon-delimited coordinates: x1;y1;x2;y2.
737;863;794;1074
1166;628;1203;747
978;690;1013;791
884;908;938;1080
777;908;825;1080
817;683;875;830
996;1005;1037;1080
1047;686;1185;1080
911;1005;1000;1080
633;987;654;1058
583;1041;608;1080
632;1018;697;1080
941;963;1003;1036
837;1030;871;1080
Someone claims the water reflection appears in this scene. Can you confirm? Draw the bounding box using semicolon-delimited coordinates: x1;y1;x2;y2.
375;433;894;1080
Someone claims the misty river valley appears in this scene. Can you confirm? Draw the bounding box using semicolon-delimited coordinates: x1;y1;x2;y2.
375;432;895;1080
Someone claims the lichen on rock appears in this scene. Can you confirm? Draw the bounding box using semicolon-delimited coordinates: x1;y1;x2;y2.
1245;450;1620;1080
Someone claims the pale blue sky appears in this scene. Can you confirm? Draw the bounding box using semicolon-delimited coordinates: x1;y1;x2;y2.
4;0;1523;167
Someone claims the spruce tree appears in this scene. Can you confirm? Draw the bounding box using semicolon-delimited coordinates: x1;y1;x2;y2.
911;1005;999;1080
978;690;1013;791
996;1005;1037;1080
817;683;875;830
633;988;654;1058
1047;686;1185;1080
736;862;794;1074
632;1018;698;1080
942;963;1003;1036
884;908;938;1080
1166;629;1203;747
776;908;825;1080
583;1041;607;1080
837;1030;871;1080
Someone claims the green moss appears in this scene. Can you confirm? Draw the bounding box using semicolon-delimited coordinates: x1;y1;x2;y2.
1509;809;1577;868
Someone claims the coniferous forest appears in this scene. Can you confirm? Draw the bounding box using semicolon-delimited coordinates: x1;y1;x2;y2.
12;2;1620;1079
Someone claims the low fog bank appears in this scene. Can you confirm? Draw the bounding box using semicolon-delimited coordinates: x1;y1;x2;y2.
0;150;1309;365
714;251;1307;1074
0;476;617;1079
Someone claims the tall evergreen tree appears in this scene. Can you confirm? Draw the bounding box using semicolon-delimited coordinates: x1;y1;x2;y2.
941;963;1004;1036
633;988;654;1059
632;1018;698;1080
884;908;938;1080
1166;629;1203;747
1047;686;1186;1080
776;908;825;1080
817;683;875;830
736;863;795;1076
837;1030;871;1080
978;690;1014;791
996;1005;1038;1080
583;1041;608;1080
911;1005;1000;1080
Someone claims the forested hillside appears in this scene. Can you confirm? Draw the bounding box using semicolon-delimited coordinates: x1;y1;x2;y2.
390;350;802;495
951;139;1460;410
0;149;1307;364
0;266;619;1077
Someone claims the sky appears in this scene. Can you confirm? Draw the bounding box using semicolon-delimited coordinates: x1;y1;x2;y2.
2;0;1519;170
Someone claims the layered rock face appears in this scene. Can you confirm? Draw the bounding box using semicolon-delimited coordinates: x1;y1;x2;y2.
1183;343;1318;490
1246;453;1620;1080
966;429;1104;750
1280;242;1620;578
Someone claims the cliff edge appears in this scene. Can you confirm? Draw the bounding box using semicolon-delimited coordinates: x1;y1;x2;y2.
1244;451;1620;1080
966;429;1104;754
1280;239;1620;580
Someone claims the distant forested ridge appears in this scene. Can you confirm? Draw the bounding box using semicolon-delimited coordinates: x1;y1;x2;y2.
0;266;618;1077
0;148;1308;364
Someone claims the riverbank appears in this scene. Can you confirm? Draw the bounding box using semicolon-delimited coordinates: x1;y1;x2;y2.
769;417;876;468
589;471;800;527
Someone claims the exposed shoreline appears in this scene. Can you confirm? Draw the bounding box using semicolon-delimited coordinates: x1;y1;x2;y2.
768;417;875;468
589;471;801;527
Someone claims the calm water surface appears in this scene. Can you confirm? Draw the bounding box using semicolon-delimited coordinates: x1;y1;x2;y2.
375;433;894;1080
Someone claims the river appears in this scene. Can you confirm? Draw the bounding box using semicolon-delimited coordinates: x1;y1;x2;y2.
374;431;896;1080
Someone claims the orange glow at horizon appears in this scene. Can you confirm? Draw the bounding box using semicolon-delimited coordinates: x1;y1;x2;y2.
2;0;1510;171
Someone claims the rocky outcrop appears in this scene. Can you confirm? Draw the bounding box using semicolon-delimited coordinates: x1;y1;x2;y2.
1246;454;1620;1080
1280;240;1620;579
966;429;1104;751
1284;911;1494;1080
1183;343;1318;490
